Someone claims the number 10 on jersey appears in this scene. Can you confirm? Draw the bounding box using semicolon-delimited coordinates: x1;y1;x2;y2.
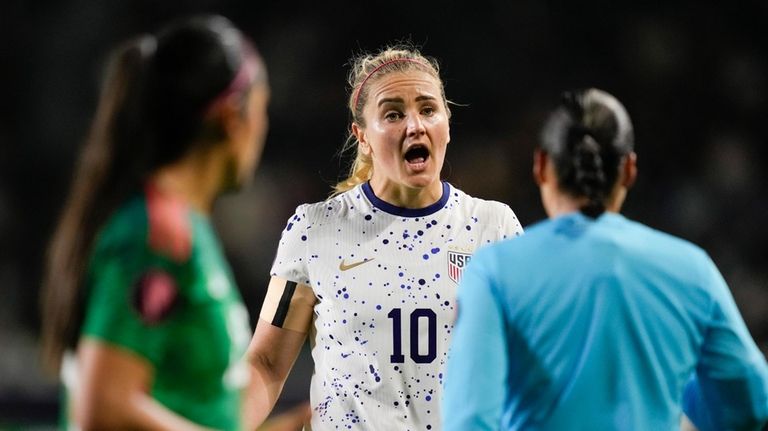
387;308;437;364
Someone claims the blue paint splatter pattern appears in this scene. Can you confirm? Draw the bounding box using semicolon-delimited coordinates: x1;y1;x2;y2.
269;182;523;430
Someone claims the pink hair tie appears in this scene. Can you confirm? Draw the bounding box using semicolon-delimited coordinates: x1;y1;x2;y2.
352;58;430;112
204;44;261;117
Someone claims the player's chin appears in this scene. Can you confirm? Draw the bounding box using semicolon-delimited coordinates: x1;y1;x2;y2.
402;171;439;190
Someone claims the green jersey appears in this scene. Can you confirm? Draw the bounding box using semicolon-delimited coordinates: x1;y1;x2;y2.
64;186;251;430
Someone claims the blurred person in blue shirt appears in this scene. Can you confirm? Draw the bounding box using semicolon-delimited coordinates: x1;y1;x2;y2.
442;88;768;431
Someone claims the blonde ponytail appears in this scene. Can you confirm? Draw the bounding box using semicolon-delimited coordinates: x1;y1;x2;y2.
332;145;373;195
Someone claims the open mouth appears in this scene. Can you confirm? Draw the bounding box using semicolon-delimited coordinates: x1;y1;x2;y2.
404;144;430;165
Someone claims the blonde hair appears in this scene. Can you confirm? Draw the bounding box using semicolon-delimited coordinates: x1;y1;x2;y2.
332;45;449;195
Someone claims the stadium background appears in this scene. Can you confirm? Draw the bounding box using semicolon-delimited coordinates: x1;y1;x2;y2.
1;0;766;428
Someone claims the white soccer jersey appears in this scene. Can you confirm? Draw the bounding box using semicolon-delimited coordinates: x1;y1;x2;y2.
269;181;523;430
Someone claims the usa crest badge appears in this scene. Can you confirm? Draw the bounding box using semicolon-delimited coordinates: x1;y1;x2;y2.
447;250;472;284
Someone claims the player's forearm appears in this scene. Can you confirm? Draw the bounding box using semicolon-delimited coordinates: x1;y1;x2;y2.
78;391;215;431
243;352;289;428
77;340;217;431
254;401;311;431
243;317;310;429
132;394;219;431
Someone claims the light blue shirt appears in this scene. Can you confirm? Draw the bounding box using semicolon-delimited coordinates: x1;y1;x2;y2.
443;212;768;430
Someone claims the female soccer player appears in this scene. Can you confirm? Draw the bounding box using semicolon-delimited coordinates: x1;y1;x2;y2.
443;88;768;430
40;15;276;430
246;45;524;430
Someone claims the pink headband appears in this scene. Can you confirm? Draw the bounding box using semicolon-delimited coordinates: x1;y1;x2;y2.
352;58;431;112
204;46;261;116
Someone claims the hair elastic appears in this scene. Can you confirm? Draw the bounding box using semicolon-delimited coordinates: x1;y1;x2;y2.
352;58;430;112
204;44;261;116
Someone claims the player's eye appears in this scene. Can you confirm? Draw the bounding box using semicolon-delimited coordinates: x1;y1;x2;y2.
384;111;402;121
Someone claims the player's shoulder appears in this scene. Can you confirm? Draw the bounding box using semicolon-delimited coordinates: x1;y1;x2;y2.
611;217;724;294
475;217;544;255
144;185;193;262
447;183;519;227
613;215;708;259
288;184;367;223
94;195;148;254
284;199;334;229
96;187;194;264
448;184;511;212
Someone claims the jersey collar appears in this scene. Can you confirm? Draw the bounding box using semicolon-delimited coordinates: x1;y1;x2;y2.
361;181;450;217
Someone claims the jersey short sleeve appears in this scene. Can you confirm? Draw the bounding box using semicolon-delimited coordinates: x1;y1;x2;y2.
81;244;186;365
270;204;312;286
499;203;524;239
683;254;768;430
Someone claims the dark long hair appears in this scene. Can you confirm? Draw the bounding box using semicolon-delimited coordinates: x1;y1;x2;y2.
40;15;263;372
540;88;634;218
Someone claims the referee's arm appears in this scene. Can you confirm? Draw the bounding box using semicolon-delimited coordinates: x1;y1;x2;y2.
682;261;768;431
443;253;508;431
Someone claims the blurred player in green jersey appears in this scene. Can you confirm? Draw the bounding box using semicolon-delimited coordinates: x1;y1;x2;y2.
40;15;306;430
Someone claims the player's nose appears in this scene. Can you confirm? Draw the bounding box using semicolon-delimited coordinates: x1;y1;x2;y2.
406;114;425;138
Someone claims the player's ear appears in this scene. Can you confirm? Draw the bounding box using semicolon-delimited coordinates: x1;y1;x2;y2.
352;123;371;156
207;93;247;146
533;149;548;186
204;92;248;148
621;152;637;189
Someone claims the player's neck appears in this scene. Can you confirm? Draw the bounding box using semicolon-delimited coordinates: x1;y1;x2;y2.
544;194;584;219
369;178;443;209
544;191;624;219
149;148;223;214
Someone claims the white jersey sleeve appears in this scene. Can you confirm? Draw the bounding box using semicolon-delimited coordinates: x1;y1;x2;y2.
501;203;524;239
488;201;524;242
270;204;312;286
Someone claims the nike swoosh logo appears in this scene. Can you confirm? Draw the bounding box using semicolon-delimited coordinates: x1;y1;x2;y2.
339;258;374;271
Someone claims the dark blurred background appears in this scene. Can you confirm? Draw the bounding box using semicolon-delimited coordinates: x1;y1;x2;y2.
1;0;767;428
